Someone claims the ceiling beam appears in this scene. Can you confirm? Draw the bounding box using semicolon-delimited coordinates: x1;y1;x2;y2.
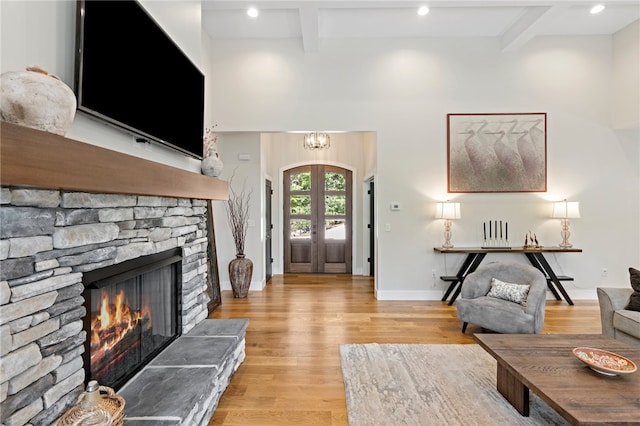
299;6;319;52
202;1;640;11
500;4;569;51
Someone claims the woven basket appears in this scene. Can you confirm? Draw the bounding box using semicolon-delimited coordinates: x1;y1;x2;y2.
58;385;125;426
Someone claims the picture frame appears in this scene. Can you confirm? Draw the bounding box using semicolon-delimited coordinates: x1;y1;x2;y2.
447;112;547;193
205;200;222;313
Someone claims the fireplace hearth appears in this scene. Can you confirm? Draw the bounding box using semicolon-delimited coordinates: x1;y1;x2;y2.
82;248;182;390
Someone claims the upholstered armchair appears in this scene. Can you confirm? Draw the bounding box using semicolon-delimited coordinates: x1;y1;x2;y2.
597;287;640;347
456;261;547;334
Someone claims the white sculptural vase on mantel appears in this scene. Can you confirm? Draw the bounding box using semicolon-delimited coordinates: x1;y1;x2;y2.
201;147;224;177
0;66;76;136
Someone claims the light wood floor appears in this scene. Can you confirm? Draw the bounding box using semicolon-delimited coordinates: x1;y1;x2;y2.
207;274;601;426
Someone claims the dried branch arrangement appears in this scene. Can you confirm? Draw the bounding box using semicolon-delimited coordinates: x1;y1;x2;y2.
224;173;252;255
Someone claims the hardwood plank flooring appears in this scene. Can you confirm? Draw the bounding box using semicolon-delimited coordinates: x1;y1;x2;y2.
207;274;601;425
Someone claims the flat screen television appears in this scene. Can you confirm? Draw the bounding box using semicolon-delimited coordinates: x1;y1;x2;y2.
74;0;205;159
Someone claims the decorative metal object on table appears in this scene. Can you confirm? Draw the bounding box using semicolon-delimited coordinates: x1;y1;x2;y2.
58;380;125;426
481;219;511;249
522;230;543;250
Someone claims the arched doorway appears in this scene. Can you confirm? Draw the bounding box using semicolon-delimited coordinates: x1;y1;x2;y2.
283;165;352;273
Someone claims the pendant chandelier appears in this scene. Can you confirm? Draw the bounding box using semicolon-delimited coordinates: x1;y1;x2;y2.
303;132;331;150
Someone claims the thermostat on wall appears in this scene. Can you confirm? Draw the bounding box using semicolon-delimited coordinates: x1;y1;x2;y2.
390;202;400;211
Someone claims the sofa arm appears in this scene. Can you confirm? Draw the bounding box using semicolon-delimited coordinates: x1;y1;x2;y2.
597;287;633;338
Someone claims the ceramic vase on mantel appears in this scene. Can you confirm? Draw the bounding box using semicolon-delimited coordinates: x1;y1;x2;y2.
0;66;76;136
201;146;224;177
228;254;252;298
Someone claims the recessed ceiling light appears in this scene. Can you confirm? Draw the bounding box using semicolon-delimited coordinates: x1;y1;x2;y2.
247;7;259;18
418;6;430;16
590;4;605;14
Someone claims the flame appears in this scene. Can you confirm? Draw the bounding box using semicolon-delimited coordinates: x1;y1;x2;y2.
98;296;110;329
90;289;151;359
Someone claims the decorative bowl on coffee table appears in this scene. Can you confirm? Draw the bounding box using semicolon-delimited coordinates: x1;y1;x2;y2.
572;347;637;376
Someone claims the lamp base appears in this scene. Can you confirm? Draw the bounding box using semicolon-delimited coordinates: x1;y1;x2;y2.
559;219;573;249
442;220;454;248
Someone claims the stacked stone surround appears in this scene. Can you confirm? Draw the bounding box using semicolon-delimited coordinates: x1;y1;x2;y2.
0;187;212;426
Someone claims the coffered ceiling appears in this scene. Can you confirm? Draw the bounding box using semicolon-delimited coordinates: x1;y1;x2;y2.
201;1;640;51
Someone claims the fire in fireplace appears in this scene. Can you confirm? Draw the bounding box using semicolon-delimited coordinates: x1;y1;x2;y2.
82;248;182;390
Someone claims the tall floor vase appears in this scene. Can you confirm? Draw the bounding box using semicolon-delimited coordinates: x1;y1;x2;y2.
228;254;253;298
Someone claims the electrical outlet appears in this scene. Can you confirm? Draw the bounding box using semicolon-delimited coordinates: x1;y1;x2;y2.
432;269;436;278
601;268;608;277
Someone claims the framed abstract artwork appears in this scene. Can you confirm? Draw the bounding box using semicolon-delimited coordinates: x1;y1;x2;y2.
447;113;547;193
205;200;222;313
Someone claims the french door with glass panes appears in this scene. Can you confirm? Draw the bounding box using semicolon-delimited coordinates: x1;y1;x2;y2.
284;165;352;274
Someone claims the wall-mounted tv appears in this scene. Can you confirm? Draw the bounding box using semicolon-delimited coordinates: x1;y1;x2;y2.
74;0;205;159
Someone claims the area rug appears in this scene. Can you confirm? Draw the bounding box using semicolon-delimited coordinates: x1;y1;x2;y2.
339;343;569;426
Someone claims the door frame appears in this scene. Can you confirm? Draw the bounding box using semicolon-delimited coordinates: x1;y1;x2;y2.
265;178;273;282
277;160;358;275
364;176;375;277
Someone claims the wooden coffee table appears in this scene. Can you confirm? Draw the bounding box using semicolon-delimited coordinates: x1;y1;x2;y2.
475;334;640;425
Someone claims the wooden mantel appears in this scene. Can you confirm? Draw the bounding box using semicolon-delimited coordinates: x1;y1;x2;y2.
1;122;228;200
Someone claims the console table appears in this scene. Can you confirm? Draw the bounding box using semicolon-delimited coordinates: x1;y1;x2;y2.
433;247;582;305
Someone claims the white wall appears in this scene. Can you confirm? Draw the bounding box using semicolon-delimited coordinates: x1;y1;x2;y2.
1;0;204;172
207;35;640;300
612;21;640;250
613;20;640;130
213;132;265;292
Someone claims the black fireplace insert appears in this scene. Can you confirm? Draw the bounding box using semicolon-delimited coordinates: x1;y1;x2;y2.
82;248;182;390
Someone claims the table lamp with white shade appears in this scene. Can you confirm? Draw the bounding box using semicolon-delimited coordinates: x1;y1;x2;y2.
551;200;580;249
436;202;461;248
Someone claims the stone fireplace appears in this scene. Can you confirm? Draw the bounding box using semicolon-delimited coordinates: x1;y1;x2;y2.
0;187;212;425
0;123;234;425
